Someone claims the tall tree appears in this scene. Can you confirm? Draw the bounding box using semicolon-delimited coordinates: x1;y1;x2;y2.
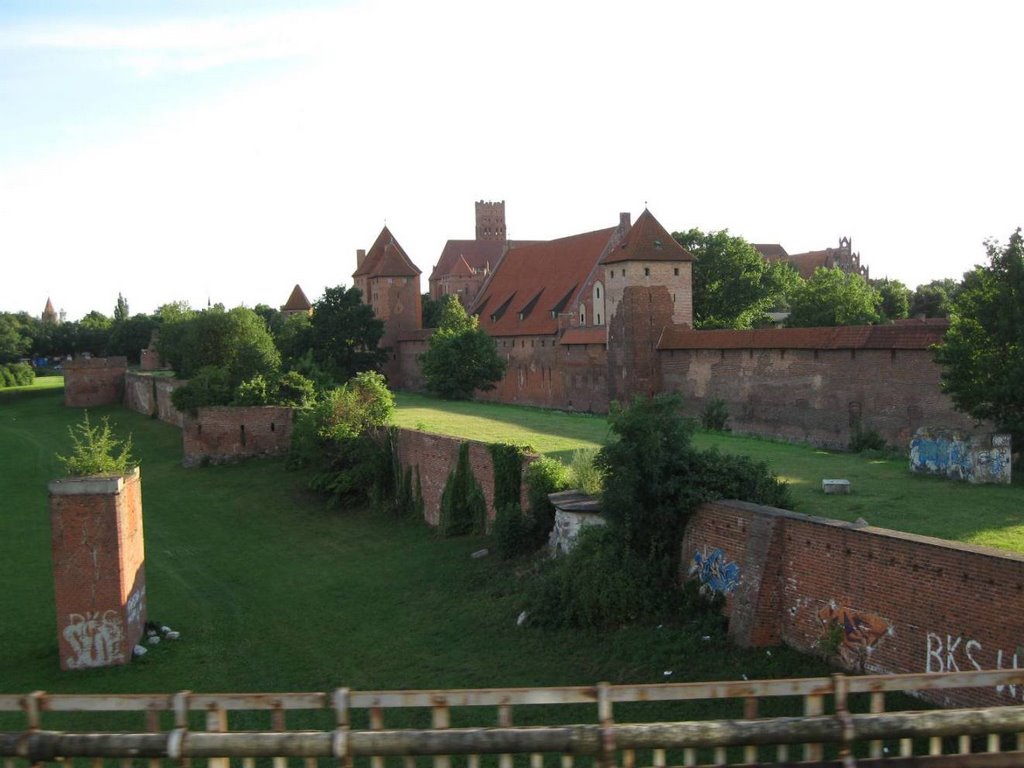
419;295;505;400
935;229;1024;448
309;285;387;383
673;228;797;328
871;278;911;321
113;293;129;323
787;268;881;327
0;314;30;362
910;278;959;318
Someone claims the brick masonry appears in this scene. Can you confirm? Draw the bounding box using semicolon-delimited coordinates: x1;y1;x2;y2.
123;372;187;427
683;500;1024;708
48;469;147;671
395;429;534;527
63;357;128;408
181;406;294;467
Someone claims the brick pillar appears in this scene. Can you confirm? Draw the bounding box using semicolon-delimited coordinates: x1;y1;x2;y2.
49;468;147;670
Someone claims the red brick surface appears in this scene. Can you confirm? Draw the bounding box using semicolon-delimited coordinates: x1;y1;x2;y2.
181;406;293;467
395;429;534;527
63;357;127;407
683;500;1024;708
49;470;146;671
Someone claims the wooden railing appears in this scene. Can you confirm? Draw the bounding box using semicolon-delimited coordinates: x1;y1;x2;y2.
4;669;1024;767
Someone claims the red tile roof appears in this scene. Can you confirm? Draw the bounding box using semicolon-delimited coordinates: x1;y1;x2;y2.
752;243;789;259
449;254;475;278
429;239;537;283
472;227;617;337
355;226;420;278
560;327;607;346
658;321;950;351
281;284;312;311
602;209;693;265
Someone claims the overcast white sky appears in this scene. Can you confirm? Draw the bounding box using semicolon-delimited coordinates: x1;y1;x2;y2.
2;0;1021;321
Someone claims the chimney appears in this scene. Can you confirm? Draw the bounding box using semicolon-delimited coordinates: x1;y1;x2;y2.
356;249;366;268
618;212;631;233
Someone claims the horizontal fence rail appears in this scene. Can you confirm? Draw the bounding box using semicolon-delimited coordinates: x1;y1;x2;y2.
3;670;1024;766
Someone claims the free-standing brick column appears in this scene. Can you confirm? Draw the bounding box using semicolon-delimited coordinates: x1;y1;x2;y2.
48;468;147;671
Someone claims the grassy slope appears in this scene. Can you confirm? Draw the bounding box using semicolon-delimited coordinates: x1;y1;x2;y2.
392;392;1024;553
0;389;830;720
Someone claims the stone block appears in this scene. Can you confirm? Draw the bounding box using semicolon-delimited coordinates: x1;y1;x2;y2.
822;478;851;494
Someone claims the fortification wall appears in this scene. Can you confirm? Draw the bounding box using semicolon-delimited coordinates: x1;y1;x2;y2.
182;406;293;467
394;429;534;527
661;347;977;449
123;372;186;427
63;357;128;407
683;500;1024;708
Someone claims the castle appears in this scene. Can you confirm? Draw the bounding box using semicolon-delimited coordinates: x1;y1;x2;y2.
347;202;975;448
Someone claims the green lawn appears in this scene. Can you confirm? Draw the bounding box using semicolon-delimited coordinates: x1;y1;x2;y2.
392;392;1024;553
0;387;832;713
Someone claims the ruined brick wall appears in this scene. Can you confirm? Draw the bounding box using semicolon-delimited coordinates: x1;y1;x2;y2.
683;500;1024;708
123;372;185;427
181;406;293;467
49;469;147;670
607;285;675;405
63;357;128;407
661;347;978;449
394;429;534;527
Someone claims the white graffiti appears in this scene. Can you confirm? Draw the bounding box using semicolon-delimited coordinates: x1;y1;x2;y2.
63;610;126;669
126;585;146;628
926;631;1022;700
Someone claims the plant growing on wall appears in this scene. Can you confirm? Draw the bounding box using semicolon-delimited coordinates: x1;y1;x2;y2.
439;442;486;537
57;411;135;477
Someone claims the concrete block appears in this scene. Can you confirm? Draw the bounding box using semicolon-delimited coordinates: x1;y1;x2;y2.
822;478;850;494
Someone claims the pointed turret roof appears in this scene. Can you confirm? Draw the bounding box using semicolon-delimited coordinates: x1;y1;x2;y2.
353;226;421;279
281;284;312;312
601;209;693;264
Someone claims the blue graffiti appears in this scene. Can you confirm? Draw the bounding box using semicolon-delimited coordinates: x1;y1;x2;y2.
690;546;740;596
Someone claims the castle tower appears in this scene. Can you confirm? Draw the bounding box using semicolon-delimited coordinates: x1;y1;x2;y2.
42;297;59;325
475;200;506;241
601;209;694;402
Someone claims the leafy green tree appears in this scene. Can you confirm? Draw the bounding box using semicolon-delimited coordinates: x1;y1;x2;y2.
108;313;159;363
935;229;1024;448
0;314;30;362
76;311;113;356
113;293;129;323
421;293;444;328
419;295;505;399
786;268;881;327
163;306;280;386
673;228;798;328
910;278;959;318
274;313;314;367
309;285;387;383
253;303;286;337
871;278;911;321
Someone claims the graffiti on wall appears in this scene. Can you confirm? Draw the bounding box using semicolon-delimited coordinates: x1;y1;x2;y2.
689;546;740;596
925;631;1023;701
126;584;146;629
63;610;125;669
817;602;892;671
909;429;1011;484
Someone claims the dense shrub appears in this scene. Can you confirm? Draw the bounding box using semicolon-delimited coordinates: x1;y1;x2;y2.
171;366;232;415
700;397;730;431
492;503;534;559
275;370;316;408
489;442;528;511
526;527;668;629
567;448;603;495
57;412;135;477
524;456;570;540
439;442;487;537
233;374;271;406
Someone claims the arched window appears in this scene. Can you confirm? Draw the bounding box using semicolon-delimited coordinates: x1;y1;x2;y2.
592;282;606;326
579;303;586;326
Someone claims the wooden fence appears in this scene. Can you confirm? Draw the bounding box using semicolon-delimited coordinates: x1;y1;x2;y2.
4;670;1024;767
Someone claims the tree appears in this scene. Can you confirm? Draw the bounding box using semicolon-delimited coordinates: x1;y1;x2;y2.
419;295;505;399
0;314;30;363
108;313;159;363
113;293;129;323
421;293;444;328
787;268;881;327
309;285;387;383
76;311;113;356
871;278;911;322
910;278;959;318
672;228;797;328
935;229;1024;448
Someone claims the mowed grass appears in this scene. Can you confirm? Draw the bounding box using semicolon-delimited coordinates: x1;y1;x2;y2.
392;392;1024;553
0;387;833;724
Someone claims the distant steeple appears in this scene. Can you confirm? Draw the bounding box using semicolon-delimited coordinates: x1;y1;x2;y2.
42;297;58;324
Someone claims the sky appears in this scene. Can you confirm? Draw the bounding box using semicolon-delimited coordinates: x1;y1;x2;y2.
2;0;1022;322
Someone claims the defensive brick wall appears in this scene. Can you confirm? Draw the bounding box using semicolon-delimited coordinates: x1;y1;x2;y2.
182;406;294;467
683;500;1024;708
63;357;128;408
123;372;186;427
394;429;534;527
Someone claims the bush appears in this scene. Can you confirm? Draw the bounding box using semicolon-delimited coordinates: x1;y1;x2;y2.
850;425;887;453
11;362;34;386
0;366;14;388
276;370;316;408
524;456;570;540
439;442;487;537
57;412;135;477
700;397;730;431
568;448;603;495
492;503;534;559
233;374;271;406
489;442;528;511
170;366;232;415
526;527;667;629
